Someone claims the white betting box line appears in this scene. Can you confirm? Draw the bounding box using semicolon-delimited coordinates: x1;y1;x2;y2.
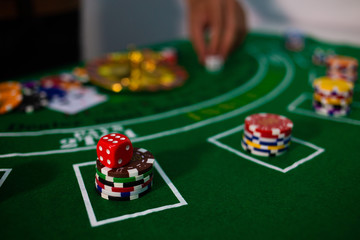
0;168;12;188
288;92;360;126
207;125;325;173
73;160;187;227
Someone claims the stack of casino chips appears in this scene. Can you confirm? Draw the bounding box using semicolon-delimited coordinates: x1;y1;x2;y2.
241;113;293;157
0;81;23;115
326;55;358;82
313;77;354;117
95;133;155;201
284;29;304;52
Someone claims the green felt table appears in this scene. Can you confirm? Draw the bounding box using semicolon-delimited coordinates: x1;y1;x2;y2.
1;33;360;239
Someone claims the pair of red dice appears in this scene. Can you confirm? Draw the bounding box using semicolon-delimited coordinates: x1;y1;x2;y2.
96;133;133;168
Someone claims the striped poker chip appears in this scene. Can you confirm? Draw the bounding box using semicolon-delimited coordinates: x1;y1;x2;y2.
312;101;349;111
95;174;153;192
314;88;353;98
241;141;287;157
95;181;152;197
241;139;288;154
96;173;153;188
243;137;290;151
313;93;352;106
313;77;353;94
243;130;291;144
243;134;291;147
244;125;291;139
314;90;352;100
326;55;358;69
96;147;155;178
245;113;293;137
314;107;350;117
95;184;152;201
95;166;153;183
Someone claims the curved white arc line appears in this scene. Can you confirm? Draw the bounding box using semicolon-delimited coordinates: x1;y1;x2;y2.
0;54;268;137
131;54;294;143
0;54;294;158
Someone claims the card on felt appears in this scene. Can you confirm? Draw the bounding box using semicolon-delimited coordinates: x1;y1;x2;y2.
47;87;107;114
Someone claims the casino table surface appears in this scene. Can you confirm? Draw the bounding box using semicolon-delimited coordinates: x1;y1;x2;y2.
1;32;360;239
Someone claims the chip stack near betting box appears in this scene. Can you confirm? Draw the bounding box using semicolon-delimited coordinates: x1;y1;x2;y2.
95;133;155;201
312;77;354;117
241;113;293;157
326;55;358;83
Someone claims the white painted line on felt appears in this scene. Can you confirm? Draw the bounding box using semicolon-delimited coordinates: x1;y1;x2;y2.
288;92;360;125
293;53;308;69
282;147;324;173
94;203;186;227
287;93;310;111
308;69;316;86
73;160;187;227
207;127;287;173
73;161;98;227
0;146;96;158
119;54;294;143
0;168;12;188
207;124;325;173
0;54;268;137
0;53;294;158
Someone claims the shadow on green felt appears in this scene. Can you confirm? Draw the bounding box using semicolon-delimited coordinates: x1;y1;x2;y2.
220;130;318;170
80;162;183;221
0;161;57;203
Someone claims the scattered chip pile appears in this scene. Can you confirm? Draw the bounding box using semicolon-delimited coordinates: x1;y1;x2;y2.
313;77;354;117
95;133;155;201
0;67;89;115
86;48;187;93
241;113;293;157
326;55;358;82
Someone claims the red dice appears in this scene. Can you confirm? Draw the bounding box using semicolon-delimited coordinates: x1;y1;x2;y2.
96;133;133;168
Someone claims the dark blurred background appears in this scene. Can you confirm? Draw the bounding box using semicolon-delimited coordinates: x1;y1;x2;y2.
0;0;80;81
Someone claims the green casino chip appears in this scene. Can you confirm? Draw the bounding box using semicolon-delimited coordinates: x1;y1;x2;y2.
95;166;153;183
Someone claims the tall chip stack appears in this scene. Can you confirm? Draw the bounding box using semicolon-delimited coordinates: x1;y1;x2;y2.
95;133;155;201
241;113;293;157
312;77;354;117
326;56;358;83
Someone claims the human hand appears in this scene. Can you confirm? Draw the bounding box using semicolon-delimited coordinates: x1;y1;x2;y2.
187;0;247;64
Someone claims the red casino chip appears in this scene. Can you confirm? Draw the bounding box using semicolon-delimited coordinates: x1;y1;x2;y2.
95;174;153;193
244;113;293;138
